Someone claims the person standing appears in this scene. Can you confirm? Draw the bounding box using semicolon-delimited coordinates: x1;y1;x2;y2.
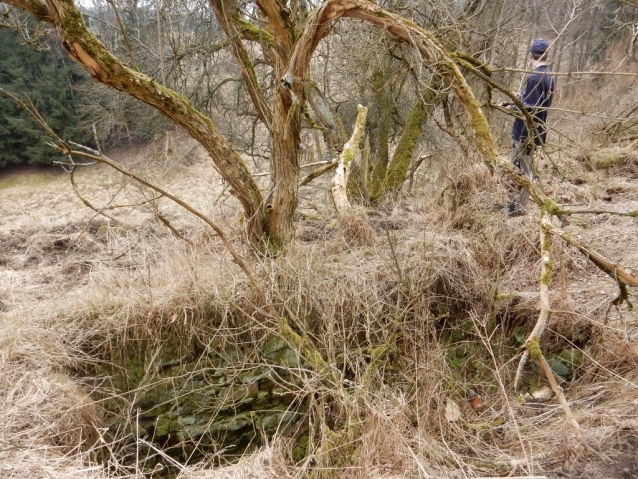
508;38;556;216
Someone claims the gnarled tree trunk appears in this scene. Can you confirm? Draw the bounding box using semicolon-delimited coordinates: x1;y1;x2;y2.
267;88;302;250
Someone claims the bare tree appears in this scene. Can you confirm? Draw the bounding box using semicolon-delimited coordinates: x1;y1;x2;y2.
0;0;518;250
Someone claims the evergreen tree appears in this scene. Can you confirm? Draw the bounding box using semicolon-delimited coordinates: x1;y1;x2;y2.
0;29;90;168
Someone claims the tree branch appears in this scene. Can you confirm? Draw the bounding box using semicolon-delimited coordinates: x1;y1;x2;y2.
332;104;367;216
515;210;554;390
547;224;638;288
105;0;138;71
3;0;266;243
255;0;293;56
208;0;273;127
287;0;568;222
300;159;337;186
533;338;582;438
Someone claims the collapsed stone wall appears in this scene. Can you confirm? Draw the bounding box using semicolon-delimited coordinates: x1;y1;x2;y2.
99;334;308;472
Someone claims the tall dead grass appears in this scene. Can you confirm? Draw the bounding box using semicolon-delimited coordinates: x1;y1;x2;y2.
1;134;638;478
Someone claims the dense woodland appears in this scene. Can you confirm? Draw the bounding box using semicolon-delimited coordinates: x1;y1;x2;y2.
1;0;638;478
0;30;88;166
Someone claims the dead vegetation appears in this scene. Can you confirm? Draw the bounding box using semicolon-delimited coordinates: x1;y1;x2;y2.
1;136;637;478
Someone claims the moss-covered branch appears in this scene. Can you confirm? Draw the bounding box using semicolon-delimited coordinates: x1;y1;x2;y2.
5;0;267;244
231;11;276;48
547;224;638;288
300;158;337;186
332;105;368;216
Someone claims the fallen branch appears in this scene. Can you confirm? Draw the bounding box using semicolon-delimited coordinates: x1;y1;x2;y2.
546;224;638;287
515;210;554;390
529;337;582;439
567;209;638;217
547;222;636;322
516;216;638;389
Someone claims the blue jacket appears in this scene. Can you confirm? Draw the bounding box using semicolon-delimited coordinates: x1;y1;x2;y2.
511;65;555;145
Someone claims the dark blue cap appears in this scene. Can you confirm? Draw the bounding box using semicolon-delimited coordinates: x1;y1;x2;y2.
530;39;549;54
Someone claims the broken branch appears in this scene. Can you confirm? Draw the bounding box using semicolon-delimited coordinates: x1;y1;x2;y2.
331;104;368;216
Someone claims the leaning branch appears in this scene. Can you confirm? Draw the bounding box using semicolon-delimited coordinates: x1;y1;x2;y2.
515;212;638;389
105;0;138;71
331;104;368;216
515;210;554;389
4;0;265;243
547;224;638;288
300;159;337;186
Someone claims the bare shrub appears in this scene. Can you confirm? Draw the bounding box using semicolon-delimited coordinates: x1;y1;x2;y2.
337;210;376;247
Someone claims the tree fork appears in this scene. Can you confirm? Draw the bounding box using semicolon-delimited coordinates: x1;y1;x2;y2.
5;85;337;400
285;0;568;221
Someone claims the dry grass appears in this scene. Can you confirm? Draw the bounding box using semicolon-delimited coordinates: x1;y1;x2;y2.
1;127;638;479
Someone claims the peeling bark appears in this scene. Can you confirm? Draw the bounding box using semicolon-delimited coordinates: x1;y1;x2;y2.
267;89;302;251
332;105;368;216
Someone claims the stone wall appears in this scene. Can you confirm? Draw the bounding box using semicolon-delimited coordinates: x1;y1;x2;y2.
99;334;308;473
